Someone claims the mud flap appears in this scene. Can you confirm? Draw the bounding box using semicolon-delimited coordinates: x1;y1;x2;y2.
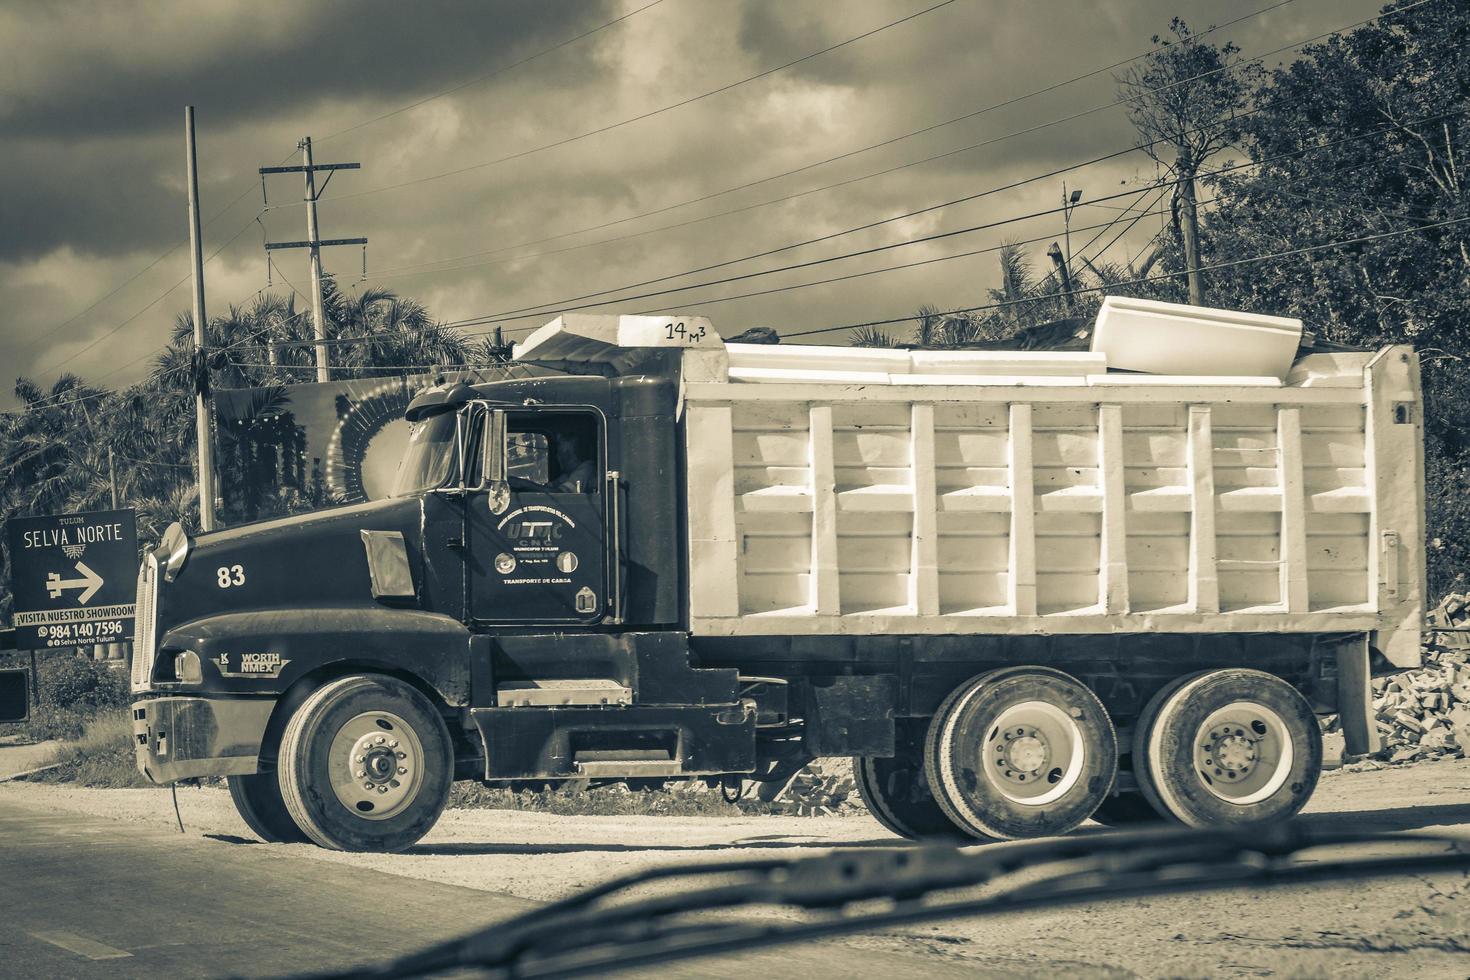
1336;636;1382;757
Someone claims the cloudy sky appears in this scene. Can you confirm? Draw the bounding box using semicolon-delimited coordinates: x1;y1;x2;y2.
0;0;1385;408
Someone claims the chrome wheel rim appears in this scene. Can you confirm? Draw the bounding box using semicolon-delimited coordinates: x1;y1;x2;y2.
981;700;1085;805
328;710;424;821
1192;700;1293;805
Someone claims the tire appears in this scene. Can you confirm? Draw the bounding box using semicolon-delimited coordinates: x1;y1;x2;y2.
227;772;309;844
1089;790;1164;827
1133;668;1322;828
925;667;1117;841
278;674;453;852
853;726;963;841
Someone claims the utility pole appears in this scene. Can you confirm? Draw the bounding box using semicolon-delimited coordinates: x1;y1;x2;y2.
1175;147;1205;306
107;447;118;509
185;106;218;533
1046;241;1075;316
261;142;365;383
301;138;328;382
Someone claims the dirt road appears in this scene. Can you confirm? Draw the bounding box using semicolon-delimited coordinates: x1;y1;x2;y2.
4;759;1469;978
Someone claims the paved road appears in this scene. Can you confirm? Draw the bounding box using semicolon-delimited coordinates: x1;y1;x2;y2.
0;795;990;980
0;797;532;978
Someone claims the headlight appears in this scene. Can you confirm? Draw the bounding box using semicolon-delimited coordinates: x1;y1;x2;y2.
159;522;191;582
174;651;202;684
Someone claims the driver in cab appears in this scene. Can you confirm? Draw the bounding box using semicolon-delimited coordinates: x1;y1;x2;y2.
553;430;595;493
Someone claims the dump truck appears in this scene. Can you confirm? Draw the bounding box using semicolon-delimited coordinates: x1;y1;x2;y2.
130;303;1425;851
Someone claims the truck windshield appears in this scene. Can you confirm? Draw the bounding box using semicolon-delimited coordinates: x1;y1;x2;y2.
392;411;458;497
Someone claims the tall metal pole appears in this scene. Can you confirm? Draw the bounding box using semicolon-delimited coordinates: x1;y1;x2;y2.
1062;181;1073;275
302;137;330;382
185;106;218;532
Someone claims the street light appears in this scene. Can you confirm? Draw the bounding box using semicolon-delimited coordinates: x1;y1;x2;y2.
1063;184;1084;275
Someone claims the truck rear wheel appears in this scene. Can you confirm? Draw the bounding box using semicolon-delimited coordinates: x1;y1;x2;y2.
854;726;962;841
227;772;308;843
925;667;1116;840
278;674;453;853
1133;668;1321;827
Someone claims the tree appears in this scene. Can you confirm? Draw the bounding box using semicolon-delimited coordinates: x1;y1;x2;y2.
1118;18;1261;305
1194;0;1469;592
1;281;479;624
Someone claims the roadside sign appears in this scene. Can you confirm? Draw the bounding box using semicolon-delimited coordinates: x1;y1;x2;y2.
5;509;138;649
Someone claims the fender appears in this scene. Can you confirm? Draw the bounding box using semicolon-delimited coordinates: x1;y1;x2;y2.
159;606;472;706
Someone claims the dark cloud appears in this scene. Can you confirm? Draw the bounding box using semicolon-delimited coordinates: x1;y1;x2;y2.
0;1;610;138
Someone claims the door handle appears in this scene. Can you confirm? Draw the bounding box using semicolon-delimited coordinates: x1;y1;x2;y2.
607;470;623;624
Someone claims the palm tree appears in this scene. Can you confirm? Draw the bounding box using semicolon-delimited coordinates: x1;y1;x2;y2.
329;279;471;375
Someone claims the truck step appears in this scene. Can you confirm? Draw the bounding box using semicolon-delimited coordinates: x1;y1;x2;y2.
574;759;684;778
495;679;632;707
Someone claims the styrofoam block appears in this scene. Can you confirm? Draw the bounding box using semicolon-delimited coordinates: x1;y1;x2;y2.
1092;296;1302;380
908;350;1103;376
1085;374;1281;387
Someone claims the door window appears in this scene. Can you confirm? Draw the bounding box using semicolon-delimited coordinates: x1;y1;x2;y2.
503;413;600;494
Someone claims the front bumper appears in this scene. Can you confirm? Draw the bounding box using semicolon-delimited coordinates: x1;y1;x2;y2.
132;696;275;784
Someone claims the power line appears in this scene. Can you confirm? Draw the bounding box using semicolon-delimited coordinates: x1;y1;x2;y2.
1071;186;1165;263
438;108;1466;328
319;0;671;141
167;140;1430;363
330;0;965;203
11;167;1443;416
1080;191;1170;269
29;214;267;380
643;147;1399;320
7;163;286;361
631;153;1395;318
356;0;1442;332
781;215;1470;340
631;203;1177;317
435;2;1445;326
360;0;1303;280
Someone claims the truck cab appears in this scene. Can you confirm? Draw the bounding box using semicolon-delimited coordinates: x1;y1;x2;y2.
132;309;1424;852
132;328;769;851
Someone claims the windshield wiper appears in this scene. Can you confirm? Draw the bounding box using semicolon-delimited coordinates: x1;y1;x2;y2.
290;822;1470;980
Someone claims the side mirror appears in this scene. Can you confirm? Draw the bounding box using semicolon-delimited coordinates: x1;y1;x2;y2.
482;409;511;514
448;410;469;493
484;409;507;485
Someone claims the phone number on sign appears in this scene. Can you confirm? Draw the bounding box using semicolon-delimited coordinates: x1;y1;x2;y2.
37;620;128;645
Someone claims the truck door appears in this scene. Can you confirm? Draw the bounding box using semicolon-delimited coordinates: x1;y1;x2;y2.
467;408;608;624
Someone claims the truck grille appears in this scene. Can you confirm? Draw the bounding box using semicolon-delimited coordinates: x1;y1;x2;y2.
130;554;158;693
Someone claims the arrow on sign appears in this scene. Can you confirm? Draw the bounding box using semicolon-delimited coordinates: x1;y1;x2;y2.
46;562;105;605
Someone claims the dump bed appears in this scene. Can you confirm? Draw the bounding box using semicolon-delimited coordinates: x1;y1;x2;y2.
515;311;1426;667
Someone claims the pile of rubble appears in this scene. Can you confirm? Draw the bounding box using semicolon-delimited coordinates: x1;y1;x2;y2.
1370;593;1470;765
775;760;856;816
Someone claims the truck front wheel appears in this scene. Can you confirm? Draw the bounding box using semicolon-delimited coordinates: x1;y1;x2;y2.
278;674;453;852
925;667;1117;840
1133;668;1322;827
